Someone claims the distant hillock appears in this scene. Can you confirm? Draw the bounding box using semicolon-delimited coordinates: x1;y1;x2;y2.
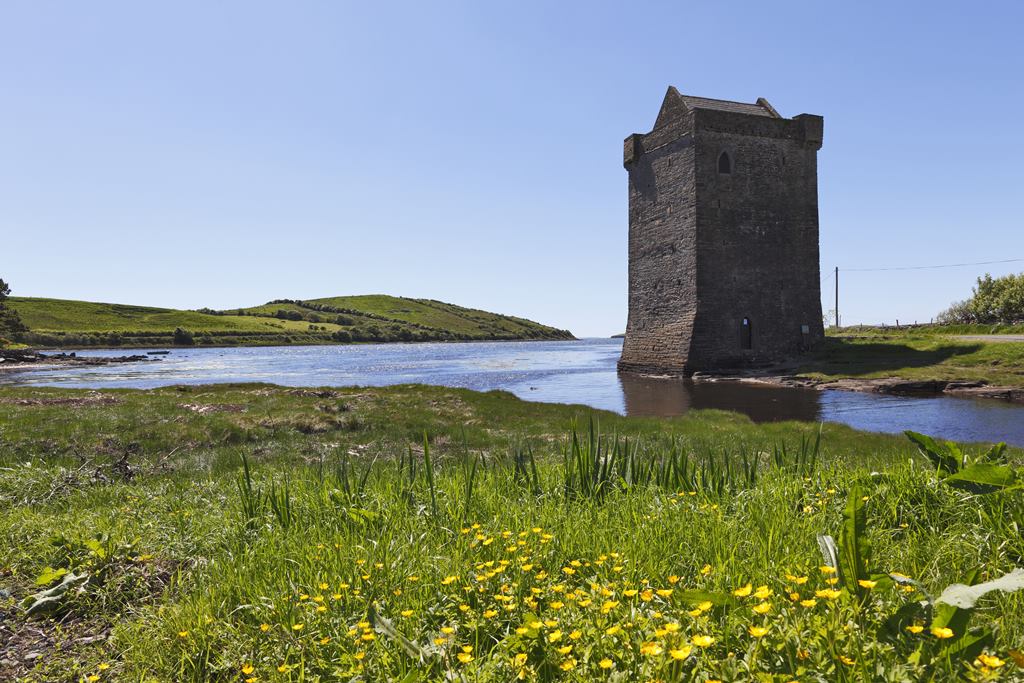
6;295;574;348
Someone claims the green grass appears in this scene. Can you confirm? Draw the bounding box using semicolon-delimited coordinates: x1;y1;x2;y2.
6;295;573;348
1;384;1022;681
10;297;328;335
799;334;1024;386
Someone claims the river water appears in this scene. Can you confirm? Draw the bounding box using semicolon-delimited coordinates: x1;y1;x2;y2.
2;339;1023;446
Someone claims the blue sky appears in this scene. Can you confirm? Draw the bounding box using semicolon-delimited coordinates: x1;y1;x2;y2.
2;1;1022;336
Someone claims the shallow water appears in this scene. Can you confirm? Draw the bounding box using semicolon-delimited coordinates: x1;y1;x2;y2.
3;339;1023;445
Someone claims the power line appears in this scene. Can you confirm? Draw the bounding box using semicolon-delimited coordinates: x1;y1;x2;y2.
842;258;1024;273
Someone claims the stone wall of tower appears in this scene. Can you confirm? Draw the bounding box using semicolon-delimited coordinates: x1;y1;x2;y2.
687;109;824;369
618;93;824;375
618;120;699;374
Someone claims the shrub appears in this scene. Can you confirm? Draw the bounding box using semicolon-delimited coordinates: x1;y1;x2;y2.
172;328;195;346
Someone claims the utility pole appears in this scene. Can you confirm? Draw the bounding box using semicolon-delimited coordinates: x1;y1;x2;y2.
834;266;839;329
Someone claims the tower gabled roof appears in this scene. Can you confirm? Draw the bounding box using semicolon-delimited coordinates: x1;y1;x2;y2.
654;87;781;128
679;94;779;118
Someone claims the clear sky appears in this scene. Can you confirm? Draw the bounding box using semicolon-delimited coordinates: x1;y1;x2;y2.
2;1;1022;337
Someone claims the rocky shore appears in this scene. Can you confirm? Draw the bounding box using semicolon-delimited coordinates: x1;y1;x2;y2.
691;371;1024;404
0;348;158;370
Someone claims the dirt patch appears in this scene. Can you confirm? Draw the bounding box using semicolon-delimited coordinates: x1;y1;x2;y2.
0;558;175;680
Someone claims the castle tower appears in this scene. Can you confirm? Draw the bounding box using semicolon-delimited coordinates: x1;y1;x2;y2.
618;87;825;375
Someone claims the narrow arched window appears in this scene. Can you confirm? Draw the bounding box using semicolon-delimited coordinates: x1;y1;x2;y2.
740;317;752;349
718;151;732;174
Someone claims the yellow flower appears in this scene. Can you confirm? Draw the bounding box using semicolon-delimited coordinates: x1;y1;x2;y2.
669;646;692;660
556;645;572;655
800;598;818;608
819;566;837;575
598;658;614;669
663;622;681;633
559;658;576;671
905;625;924;634
513;653;528;666
548;630;563;642
605;624;622;636
600;600;619;613
977;654;1005;668
549;601;564;610
87;677;100;683
483;609;498;618
277;664;290;673
753;601;772;614
931;626;954;639
640;589;654;601
733;583;752;597
259;623;270;632
569;630;582;640
753;585;772;599
786;574;808;585
839;655;855;665
177;631;189;638
292;623;304;631
700;564;712;576
640;641;664;656
242;664;255;674
98;664;110;671
401;609;414;617
668;575;680;584
562;567;575;575
748;626;768;637
691;634;715;648
656;588;673;598
441;626;455;634
441;575;458;585
857;579;877;589
457;652;473;664
815;589;841;600
623;589;638;597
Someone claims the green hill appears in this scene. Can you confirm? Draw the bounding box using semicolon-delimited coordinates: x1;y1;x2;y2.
7;295;574;348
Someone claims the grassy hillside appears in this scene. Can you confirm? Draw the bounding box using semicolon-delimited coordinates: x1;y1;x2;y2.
6;295;573;348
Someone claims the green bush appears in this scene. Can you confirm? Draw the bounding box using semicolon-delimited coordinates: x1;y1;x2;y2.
939;272;1024;324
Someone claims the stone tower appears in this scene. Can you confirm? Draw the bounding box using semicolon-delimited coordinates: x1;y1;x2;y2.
618;87;825;375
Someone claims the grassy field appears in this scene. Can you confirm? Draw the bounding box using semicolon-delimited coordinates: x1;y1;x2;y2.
798;331;1024;386
2;384;1022;681
5;296;573;348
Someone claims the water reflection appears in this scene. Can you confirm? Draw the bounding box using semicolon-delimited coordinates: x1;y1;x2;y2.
618;373;823;422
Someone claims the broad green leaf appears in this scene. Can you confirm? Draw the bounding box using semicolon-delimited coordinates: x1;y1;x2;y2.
979;442;1009;465
838;486;871;597
939;629;994;664
943;463;1018;493
904;431;959;475
34;566;67;586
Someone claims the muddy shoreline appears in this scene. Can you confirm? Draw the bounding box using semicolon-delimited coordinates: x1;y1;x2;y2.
689;372;1024;404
